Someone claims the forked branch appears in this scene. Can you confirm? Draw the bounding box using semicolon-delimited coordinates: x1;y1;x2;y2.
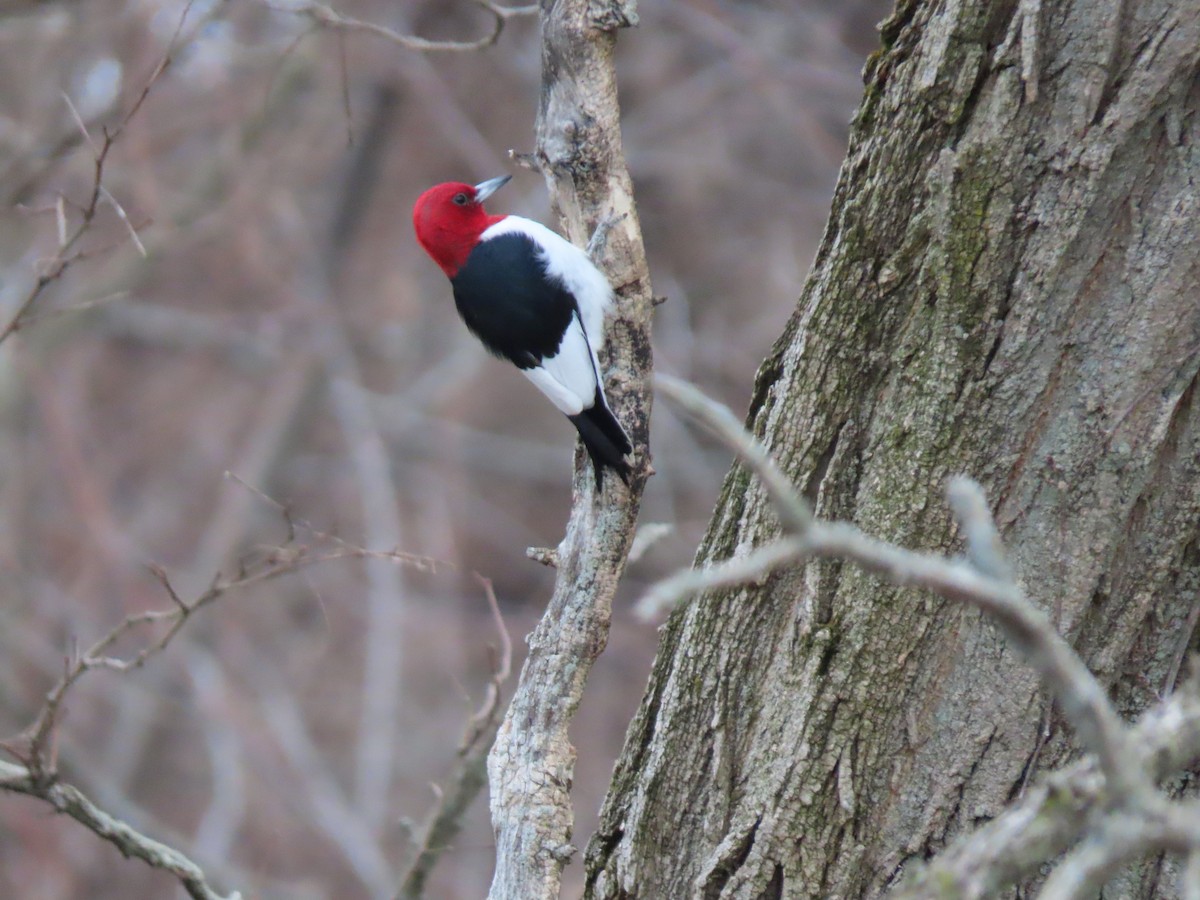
1;478;451;900
0;0;196;345
648;373;1200;899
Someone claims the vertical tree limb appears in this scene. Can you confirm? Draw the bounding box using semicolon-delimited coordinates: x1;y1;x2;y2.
486;1;650;897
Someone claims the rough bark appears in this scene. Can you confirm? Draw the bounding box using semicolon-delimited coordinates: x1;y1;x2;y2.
586;0;1200;897
486;1;652;898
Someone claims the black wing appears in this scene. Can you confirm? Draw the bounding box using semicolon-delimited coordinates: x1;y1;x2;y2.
450;233;576;370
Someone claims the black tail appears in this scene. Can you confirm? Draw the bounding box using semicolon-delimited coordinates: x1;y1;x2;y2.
568;388;633;490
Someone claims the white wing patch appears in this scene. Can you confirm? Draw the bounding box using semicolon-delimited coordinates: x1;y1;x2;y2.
520;311;601;416
480;215;614;355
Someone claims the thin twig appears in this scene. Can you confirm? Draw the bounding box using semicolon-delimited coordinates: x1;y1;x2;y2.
627;522;673;564
98;185;148;257
0;475;472;898
0;0;192;345
261;0;536;53
4;478;448;785
224;471;444;571
60;93;98;156
395;575;512;899
462;575;512;749
654;373;812;534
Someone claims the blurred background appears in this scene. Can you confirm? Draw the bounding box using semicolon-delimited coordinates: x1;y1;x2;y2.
0;0;884;896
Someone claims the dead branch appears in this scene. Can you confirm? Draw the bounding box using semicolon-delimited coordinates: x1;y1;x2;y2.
0;0;193;346
0;759;240;900
260;0;537;53
484;0;651;897
0;471;462;898
648;373;1200;898
5;472;443;783
6;524;440;785
654;373;811;533
395;575;512;899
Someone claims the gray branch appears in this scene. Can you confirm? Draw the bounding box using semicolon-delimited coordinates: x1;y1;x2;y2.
0;761;240;900
648;375;1200;899
895;687;1200;898
259;0;536;53
485;1;651;898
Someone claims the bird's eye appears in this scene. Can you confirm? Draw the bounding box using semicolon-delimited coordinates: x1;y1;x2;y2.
452;193;469;206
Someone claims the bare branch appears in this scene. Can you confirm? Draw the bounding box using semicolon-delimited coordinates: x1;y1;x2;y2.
395;575;512;899
654;373;812;534
945;475;1012;581
260;0;536;54
635;536;805;620
225;472;446;572
0;760;240;900
462;575;513;750
98;185;148;257
652;377;1148;804
1039;806;1200;900
894;684;1200;897
627;521;673;564
60;92;99;156
5;478;447;787
0;0;190;345
485;0;652;895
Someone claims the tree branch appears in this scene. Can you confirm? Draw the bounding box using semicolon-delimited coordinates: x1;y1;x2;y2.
0;475;455;899
485;0;651;897
0;0;192;345
260;0;536;53
635;536;805;619
649;375;1200;898
893;686;1200;898
396;575;512;899
0;760;240;900
7;525;437;784
654;373;811;534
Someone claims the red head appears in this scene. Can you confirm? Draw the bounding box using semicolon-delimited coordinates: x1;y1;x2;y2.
412;176;511;277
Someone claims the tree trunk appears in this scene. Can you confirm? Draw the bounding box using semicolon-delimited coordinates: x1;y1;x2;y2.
586;0;1200;896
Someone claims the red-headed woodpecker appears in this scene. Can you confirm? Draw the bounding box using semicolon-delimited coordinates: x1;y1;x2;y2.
412;175;633;488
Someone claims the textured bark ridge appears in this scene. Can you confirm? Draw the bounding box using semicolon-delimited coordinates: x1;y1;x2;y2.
586;0;1200;897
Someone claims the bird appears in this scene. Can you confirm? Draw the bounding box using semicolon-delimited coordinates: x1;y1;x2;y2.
412;175;633;488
